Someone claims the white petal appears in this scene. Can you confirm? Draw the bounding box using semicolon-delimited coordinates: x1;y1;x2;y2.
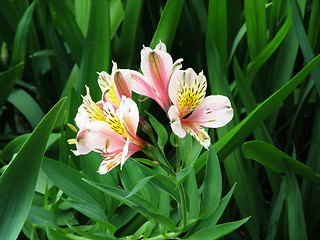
184;124;210;149
188;95;233;128
168;105;186;138
120;137;130;169
119;97;139;137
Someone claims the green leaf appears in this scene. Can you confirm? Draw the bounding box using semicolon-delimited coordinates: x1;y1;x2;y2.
184;167;201;222
285;169;308;240
83;179;177;231
10;1;36;66
41;157;106;210
176;166;193;187
0;62;24;108
46;226;82;240
74;0;90;35
289;0;320;95
211;53;320;162
0;98;66;240
120;158;159;205
110;0;124;38
78;0;110;99
186;183;236;238
244;0;267;59
246;12;292;84
266;182;285;240
145;111;168;147
200;146;222;219
133;160;180;202
178;134;203;167
49;0;84;65
116;0;143;67
26;206;56;227
66;223;114;240
7;89;45;129
242;140;320;186
125;176;155;199
2;133;59;163
188;217;250;240
150;0;184;50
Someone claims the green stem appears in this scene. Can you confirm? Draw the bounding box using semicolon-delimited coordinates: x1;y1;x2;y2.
178;184;187;230
145;130;176;176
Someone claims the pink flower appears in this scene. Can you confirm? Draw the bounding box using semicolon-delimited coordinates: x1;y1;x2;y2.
68;86;145;174
130;42;182;111
97;62;132;109
168;68;233;148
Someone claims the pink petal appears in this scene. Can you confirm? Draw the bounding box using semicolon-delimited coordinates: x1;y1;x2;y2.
120;137;130;169
119;97;139;138
188;95;233;128
114;70;132;100
73;129;91;155
183;123;210;149
80;121;126;153
98;153;121;174
168;105;186;138
168;70;181;107
141;46;173;110
75;105;90;131
130;70;165;109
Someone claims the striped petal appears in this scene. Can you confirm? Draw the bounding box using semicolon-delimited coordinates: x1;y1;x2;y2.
188;95;233;128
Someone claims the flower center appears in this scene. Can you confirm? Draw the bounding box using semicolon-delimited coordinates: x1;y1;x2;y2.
178;76;206;117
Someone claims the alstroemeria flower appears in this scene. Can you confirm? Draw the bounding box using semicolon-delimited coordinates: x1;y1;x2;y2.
97;61;132;108
68;86;145;174
168;68;233;148
130;41;182;111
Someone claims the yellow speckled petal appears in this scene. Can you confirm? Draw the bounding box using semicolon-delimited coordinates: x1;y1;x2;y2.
177;70;207;117
82;86;106;122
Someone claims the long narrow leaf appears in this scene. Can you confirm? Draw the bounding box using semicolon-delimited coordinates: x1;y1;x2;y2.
150;0;184;50
242;140;320;186
78;0;110;99
0;98;66;240
10;1;36;66
0;63;24;108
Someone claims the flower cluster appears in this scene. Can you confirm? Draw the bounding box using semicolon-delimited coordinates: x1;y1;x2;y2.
69;42;233;174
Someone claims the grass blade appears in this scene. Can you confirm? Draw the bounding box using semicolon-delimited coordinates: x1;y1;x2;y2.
244;0;267;59
0;63;24;108
213;53;320;161
242;140;320;186
289;0;320;95
285;169;308;240
78;0;110;99
116;0;143;67
150;0;184;50
10;1;36;66
0;98;66;240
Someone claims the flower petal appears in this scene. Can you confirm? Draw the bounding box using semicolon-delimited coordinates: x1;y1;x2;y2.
119;96;139;138
103;102;127;138
97;71;120;107
79;121;125;153
188;95;233;128
141;45;173;110
169;69;207;117
75;104;90;131
183;123;210;149
82;86;107;121
168;105;186;138
114;70;132;100
98;153;122;174
120;137;130;169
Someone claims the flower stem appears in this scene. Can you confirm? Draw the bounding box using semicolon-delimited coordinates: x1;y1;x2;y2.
178;183;187;231
145;130;176;176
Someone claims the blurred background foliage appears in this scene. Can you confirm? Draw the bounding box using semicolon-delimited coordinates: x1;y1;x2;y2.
1;0;320;239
